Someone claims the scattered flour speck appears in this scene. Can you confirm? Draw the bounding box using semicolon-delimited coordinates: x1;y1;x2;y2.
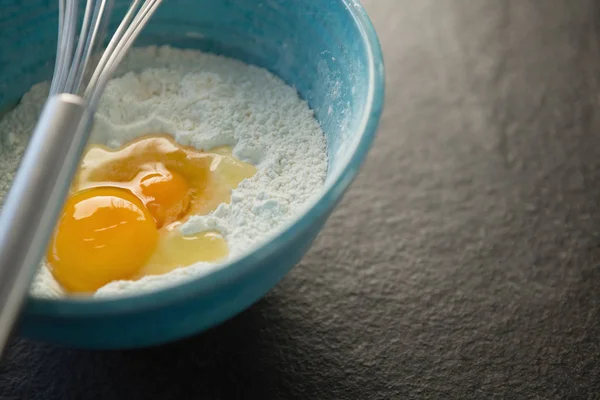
0;45;327;298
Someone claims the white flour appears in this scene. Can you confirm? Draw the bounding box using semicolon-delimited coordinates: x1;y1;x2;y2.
0;46;327;298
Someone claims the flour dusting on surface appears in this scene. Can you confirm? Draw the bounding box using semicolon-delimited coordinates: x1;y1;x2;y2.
0;46;327;298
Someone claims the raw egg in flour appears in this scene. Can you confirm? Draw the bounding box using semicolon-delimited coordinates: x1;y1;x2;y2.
46;134;256;293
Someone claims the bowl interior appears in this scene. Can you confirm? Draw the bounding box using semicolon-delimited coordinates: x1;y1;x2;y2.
0;0;382;309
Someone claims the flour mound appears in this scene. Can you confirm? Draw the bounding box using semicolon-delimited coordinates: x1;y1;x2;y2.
0;46;327;297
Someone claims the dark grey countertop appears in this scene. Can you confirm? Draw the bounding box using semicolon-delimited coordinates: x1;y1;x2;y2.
2;0;600;398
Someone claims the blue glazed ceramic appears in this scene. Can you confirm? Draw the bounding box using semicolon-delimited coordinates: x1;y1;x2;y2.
0;0;384;348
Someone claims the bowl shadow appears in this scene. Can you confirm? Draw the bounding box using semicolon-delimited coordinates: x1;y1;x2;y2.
1;289;344;399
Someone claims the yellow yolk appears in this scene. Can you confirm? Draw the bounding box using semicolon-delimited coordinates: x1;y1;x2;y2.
46;134;257;293
137;166;190;228
47;188;158;293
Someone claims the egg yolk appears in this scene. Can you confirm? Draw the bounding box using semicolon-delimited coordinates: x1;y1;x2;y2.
136;165;190;228
46;134;257;293
47;187;158;293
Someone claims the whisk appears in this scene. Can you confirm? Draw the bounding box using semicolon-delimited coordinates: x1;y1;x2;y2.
0;0;162;354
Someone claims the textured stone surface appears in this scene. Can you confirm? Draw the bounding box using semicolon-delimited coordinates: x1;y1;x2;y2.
2;0;600;398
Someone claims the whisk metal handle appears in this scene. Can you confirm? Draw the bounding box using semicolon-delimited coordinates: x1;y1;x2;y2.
0;94;91;355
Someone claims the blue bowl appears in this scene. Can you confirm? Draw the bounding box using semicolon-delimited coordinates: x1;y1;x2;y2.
0;0;384;348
